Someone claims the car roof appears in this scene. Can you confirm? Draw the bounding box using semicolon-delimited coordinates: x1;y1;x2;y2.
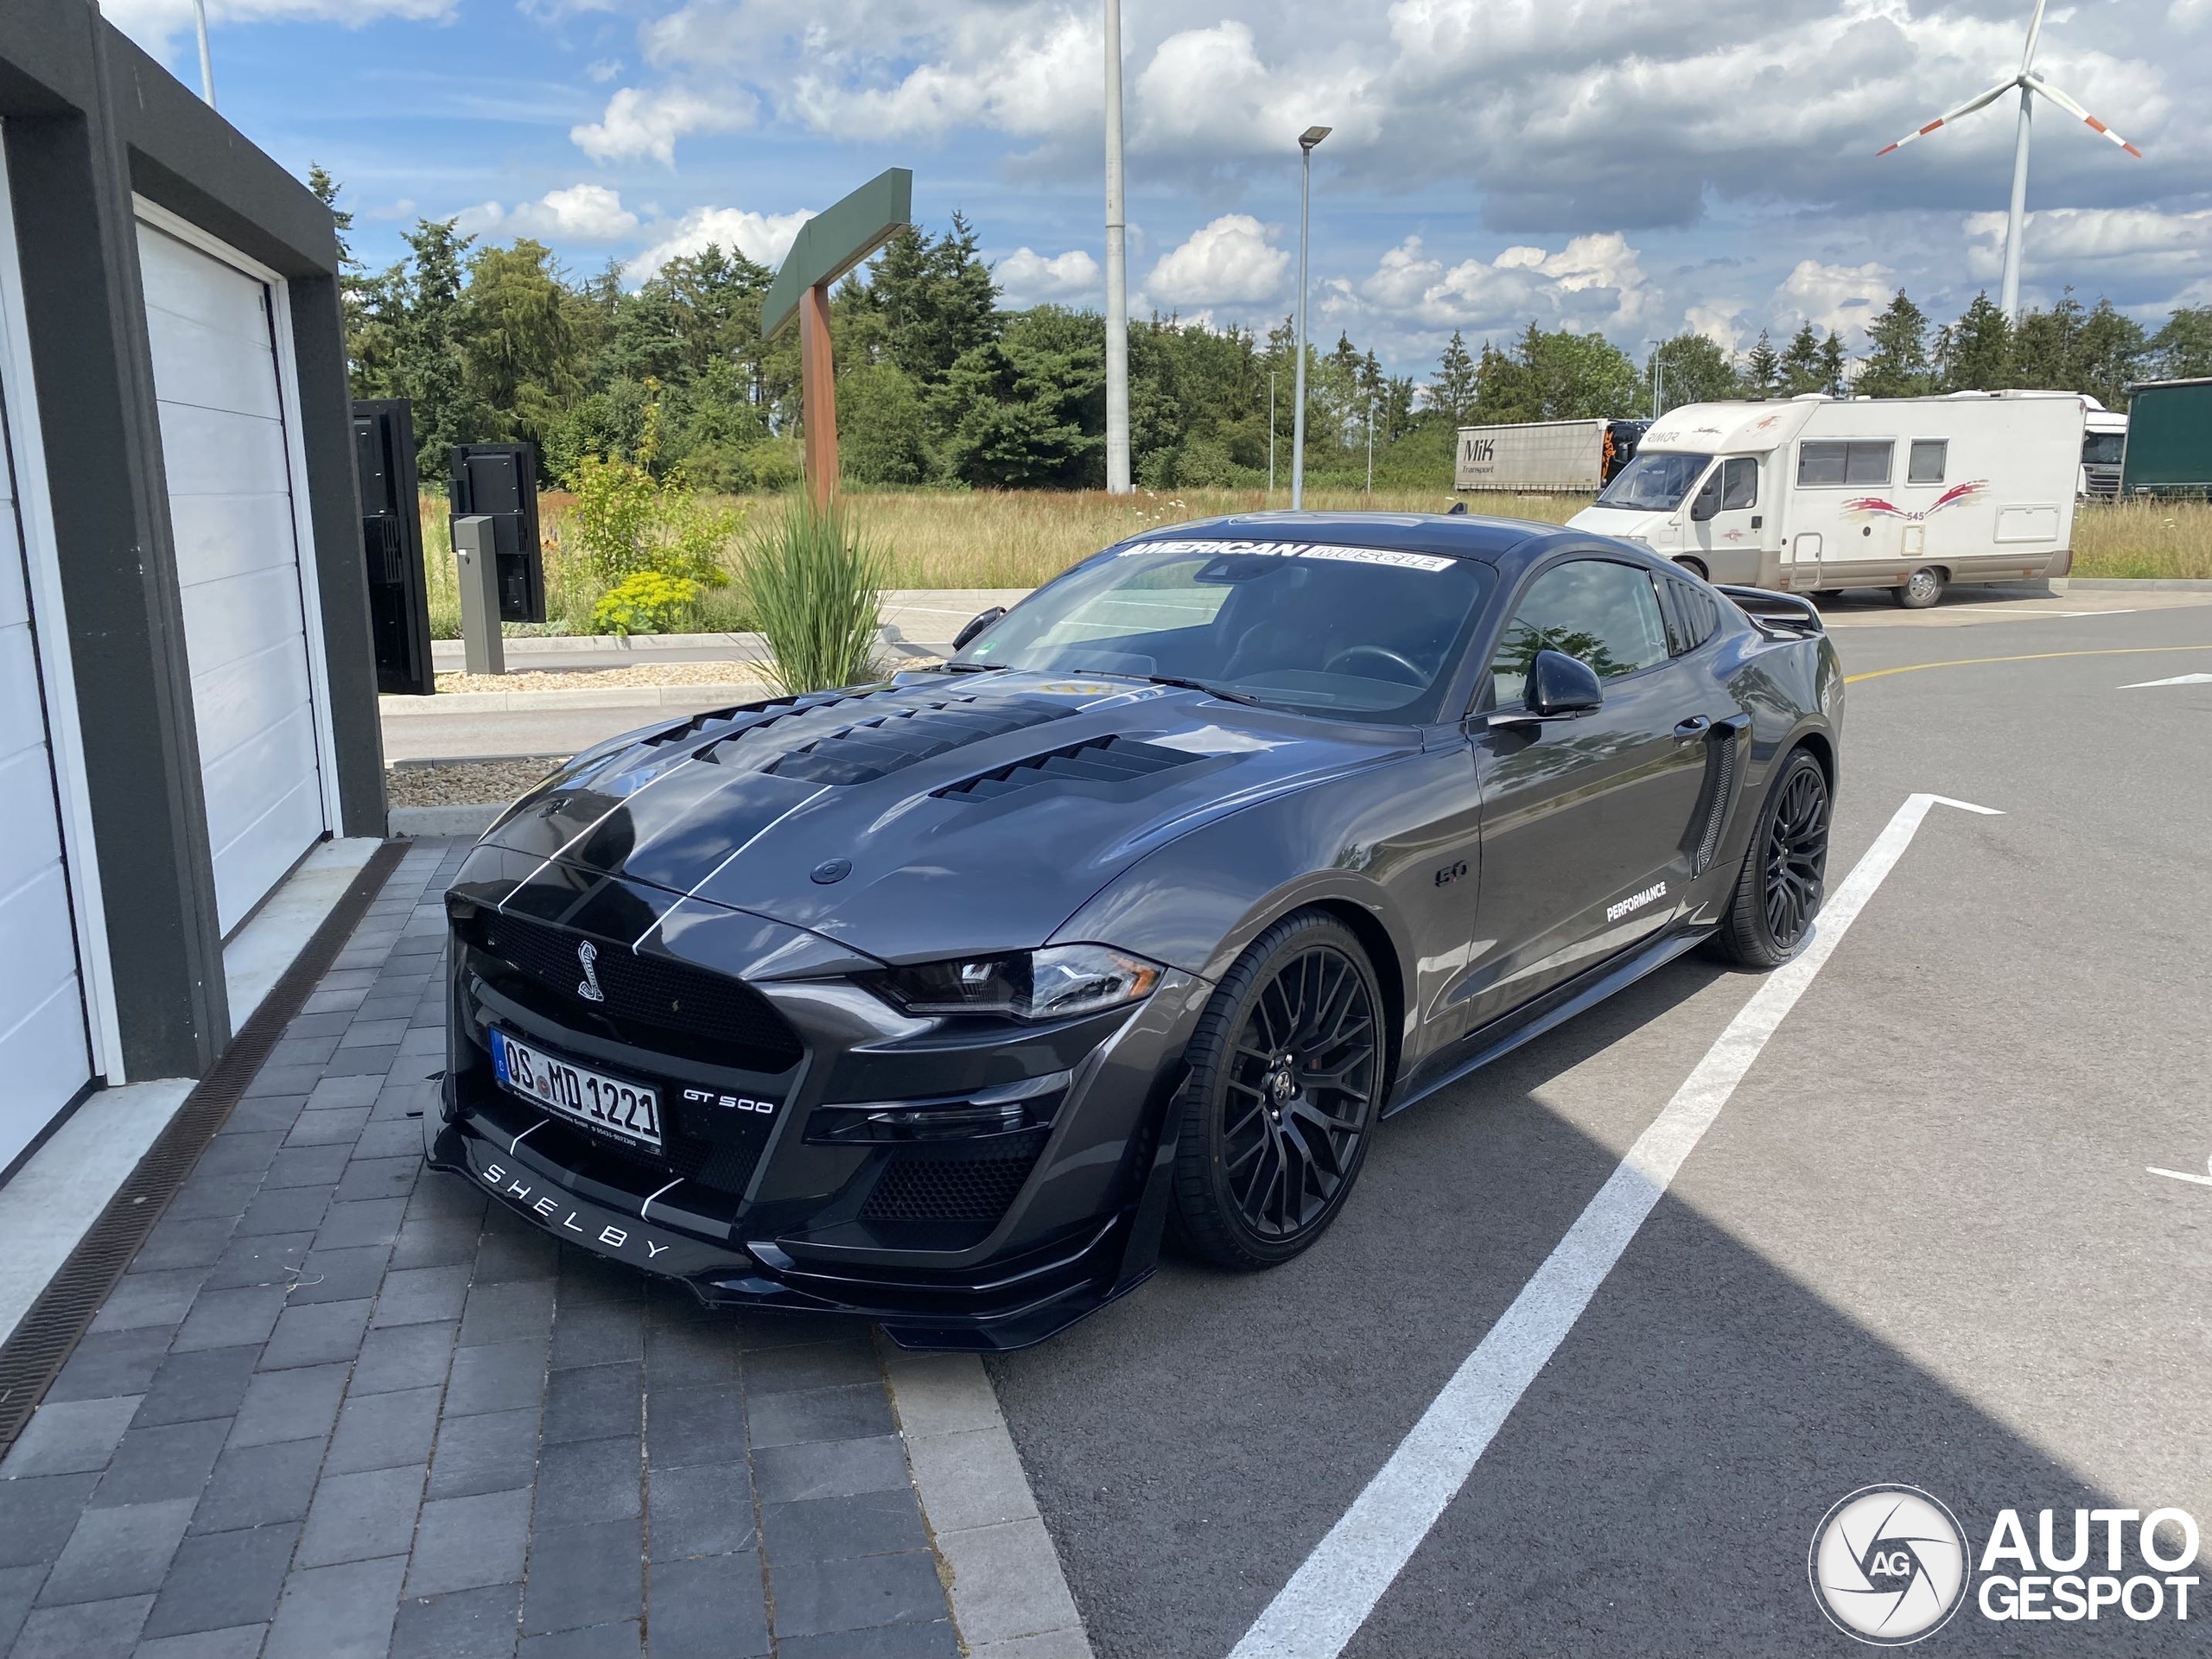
1121;511;1618;582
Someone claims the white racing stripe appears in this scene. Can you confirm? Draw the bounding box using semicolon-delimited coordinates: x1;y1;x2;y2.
1227;791;2002;1659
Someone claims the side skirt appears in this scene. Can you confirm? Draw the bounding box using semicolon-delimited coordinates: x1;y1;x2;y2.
1382;925;1713;1119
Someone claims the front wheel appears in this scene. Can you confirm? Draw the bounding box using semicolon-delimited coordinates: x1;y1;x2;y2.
1893;567;1944;608
1169;912;1384;1269
1710;749;1831;969
1673;556;1709;580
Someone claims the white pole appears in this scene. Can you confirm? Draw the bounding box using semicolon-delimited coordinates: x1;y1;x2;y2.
1291;143;1313;511
193;0;217;107
1268;370;1276;494
1103;0;1130;493
2000;84;2032;321
1365;391;1374;493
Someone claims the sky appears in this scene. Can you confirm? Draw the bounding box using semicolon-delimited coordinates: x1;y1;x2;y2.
103;0;2212;379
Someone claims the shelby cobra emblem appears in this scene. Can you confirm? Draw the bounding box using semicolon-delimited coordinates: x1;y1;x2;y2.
575;940;605;1002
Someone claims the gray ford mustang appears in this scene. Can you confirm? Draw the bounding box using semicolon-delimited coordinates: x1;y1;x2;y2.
427;512;1842;1348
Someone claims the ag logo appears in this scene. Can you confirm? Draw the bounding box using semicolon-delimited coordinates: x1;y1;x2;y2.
1809;1484;1969;1645
575;940;606;1003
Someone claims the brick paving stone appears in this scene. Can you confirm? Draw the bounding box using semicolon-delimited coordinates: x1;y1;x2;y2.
315;1196;410;1249
323;1045;401;1077
518;1520;642;1638
86;1418;228;1509
200;1230;315;1287
741;1338;880;1397
284;1108;371;1147
190;1438;325;1533
295;1464;427;1568
132;1347;259;1429
235;1182;334;1236
263;1554;408;1659
751;1435;910;1505
86;1269;204;1336
533;1437;640;1527
0;1396;140;1478
776;1622;962;1659
162;1168;265;1216
257;1298;372;1370
45;1328;175;1402
445;1340;546;1417
641;1385;745;1470
353;1320;459;1396
460;1281;557;1348
761;1491;930;1567
134;1624;270;1658
518;1620;639;1658
288;1243;394;1306
427;1408;541;1502
542;1364;639;1446
0;1473;101;1567
227;1364;349;1447
645;1553;771;1659
140;1522;301;1637
10;1592;150;1657
308;1075;384;1110
645;1462;754;1560
766;1548;950;1640
405;1488;531;1597
389;1581;523;1659
372;1264;471;1328
745;1382;896;1450
127;1217;236;1275
325;1384;442;1475
263;1142;353;1189
35;1497;194;1605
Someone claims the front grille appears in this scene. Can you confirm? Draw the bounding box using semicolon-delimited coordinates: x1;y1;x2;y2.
475;911;804;1074
859;1131;1050;1222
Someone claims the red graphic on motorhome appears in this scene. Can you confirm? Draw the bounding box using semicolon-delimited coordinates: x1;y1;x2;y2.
1843;480;1987;521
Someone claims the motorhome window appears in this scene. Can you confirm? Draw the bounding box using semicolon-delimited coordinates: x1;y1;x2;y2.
1907;440;1948;484
1721;457;1758;510
1491;559;1670;703
1592;451;1713;511
2082;432;2125;466
1797;440;1892;487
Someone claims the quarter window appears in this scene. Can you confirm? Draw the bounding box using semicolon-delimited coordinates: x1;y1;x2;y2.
1908;439;1948;484
1491;560;1670;704
1797;440;1893;487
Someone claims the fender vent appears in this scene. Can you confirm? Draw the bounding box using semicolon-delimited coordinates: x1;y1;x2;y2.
1687;726;1740;875
933;734;1195;802
860;1131;1050;1222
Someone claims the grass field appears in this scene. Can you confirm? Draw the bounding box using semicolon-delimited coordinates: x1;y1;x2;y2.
417;487;2209;638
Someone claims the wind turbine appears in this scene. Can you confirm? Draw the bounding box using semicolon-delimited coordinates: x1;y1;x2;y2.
1876;0;2141;321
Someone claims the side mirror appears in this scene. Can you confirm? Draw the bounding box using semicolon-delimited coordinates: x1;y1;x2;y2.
1689;474;1722;522
951;607;1005;652
1528;648;1604;717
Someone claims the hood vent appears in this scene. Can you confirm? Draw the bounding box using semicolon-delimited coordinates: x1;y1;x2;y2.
934;734;1197;803
706;691;1078;786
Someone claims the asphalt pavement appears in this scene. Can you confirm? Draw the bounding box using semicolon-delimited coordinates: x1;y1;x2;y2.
982;594;2212;1656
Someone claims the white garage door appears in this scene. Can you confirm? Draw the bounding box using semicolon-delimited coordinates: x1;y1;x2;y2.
0;177;96;1167
137;219;327;934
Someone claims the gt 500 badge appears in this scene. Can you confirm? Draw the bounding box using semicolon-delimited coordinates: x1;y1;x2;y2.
683;1089;776;1114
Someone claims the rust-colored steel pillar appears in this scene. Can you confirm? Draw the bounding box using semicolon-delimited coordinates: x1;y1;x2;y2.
799;282;839;508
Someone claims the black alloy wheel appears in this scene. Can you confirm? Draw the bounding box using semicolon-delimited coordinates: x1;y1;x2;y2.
1712;747;1831;969
1763;760;1830;950
1170;912;1384;1268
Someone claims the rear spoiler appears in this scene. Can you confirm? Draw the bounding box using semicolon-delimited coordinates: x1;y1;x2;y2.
1716;584;1824;637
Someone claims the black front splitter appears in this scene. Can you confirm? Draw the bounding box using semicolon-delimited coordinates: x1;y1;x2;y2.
425;1115;1148;1351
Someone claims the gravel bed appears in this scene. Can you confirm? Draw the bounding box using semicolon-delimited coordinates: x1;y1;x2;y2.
434;661;772;694
385;758;567;807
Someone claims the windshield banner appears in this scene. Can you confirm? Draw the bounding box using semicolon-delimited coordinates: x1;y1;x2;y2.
1122;538;1457;573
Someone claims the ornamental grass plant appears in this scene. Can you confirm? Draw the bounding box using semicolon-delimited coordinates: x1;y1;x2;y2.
741;496;887;694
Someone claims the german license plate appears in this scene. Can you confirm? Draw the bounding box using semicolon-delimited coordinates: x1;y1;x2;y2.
490;1029;662;1150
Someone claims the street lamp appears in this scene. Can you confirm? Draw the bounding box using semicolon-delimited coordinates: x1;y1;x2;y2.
1268;369;1277;495
1644;338;1664;419
192;0;217;106
1290;124;1330;512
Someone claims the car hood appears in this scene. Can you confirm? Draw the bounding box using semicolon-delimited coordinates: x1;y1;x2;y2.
477;671;1417;963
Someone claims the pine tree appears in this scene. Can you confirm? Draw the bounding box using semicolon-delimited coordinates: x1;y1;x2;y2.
1818;333;1848;397
1432;329;1477;423
1778;322;1823;395
1744;329;1781;397
1856;290;1933;397
2152;308;2212;381
1942;293;2012;391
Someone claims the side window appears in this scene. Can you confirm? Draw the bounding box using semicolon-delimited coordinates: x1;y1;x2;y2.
1908;439;1948;484
1721;457;1758;510
1798;440;1893;486
1665;577;1720;653
1491;560;1671;704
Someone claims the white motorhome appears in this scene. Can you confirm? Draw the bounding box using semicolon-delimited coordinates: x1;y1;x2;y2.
1567;394;2082;607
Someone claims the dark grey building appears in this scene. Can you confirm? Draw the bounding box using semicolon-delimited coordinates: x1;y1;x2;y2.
0;0;382;1173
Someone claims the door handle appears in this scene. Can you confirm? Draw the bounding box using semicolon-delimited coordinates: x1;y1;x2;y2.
1674;716;1711;741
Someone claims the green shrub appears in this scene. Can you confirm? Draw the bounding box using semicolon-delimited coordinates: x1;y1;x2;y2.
589;569;700;636
741;498;885;694
742;438;805;494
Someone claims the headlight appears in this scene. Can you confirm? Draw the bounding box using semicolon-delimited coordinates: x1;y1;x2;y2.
868;944;1162;1020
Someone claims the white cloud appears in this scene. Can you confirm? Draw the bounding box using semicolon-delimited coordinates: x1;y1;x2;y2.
623;207;815;283
1354;232;1655;334
996;247;1103;305
572;86;757;165
587;58;623;84
1964;207;2212;281
1770;259;1896;339
100;0;454;55
454;184;640;244
1146;215;1290;307
786;11;1099;139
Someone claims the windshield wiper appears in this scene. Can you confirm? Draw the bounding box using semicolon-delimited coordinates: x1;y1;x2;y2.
1073;669;1266;707
938;659;1008;673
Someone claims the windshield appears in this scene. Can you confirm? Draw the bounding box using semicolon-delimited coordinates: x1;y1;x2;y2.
952;537;1493;723
2082;432;2125;466
1592;451;1713;511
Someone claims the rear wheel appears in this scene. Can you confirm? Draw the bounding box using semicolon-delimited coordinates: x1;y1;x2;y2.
1710;749;1831;969
1169;912;1383;1269
1892;567;1944;608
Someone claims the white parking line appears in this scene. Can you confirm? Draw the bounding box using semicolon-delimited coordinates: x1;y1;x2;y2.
2147;1166;2212;1188
1226;791;2003;1659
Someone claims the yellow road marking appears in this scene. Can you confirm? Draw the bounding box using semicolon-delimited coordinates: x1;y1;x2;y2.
1844;644;2212;684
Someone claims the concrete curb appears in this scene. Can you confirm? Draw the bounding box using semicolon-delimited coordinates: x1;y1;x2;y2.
2063;577;2212;590
389;803;503;837
381;682;765;717
880;1344;1095;1658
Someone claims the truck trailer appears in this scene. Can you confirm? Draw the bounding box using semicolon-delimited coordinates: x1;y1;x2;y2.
1565;393;2080;607
1454;417;1646;493
2119;378;2212;499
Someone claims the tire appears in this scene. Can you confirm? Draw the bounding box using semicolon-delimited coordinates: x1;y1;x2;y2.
1892;567;1944;608
1168;911;1385;1269
1709;748;1832;969
1673;556;1709;580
